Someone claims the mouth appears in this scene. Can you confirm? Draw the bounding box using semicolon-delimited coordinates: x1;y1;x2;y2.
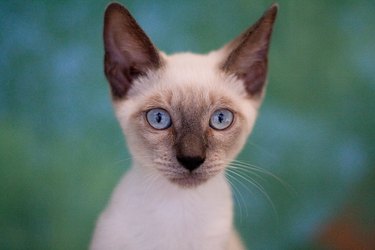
155;160;224;188
168;172;210;188
160;165;224;188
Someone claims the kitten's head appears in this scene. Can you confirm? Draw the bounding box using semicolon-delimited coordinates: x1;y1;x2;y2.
103;3;277;188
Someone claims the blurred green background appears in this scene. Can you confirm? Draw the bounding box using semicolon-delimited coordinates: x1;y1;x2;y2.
1;0;374;249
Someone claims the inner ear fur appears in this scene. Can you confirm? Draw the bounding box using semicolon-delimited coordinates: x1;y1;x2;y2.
221;4;278;96
103;3;163;99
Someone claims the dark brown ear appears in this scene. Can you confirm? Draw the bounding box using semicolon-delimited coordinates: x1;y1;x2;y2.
221;4;278;96
103;3;163;99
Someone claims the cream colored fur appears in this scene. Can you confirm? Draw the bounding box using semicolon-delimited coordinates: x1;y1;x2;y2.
90;52;259;250
91;2;277;249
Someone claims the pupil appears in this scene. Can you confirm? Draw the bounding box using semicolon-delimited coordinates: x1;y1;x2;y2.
156;113;162;123
218;113;224;123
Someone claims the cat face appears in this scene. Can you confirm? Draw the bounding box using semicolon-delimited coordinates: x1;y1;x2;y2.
104;3;277;187
114;53;259;187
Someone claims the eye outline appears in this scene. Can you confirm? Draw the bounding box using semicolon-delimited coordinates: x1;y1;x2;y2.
145;108;172;130
209;108;234;131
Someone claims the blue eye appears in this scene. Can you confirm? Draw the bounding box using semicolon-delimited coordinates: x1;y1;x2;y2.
210;109;234;130
146;108;172;130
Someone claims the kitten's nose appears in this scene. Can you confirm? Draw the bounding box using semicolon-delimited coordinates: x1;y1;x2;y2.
177;155;205;172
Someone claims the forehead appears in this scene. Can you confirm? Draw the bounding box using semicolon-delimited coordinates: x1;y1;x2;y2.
161;52;224;91
126;51;251;119
143;84;234;115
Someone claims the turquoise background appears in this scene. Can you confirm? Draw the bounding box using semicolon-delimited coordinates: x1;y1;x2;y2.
1;0;374;249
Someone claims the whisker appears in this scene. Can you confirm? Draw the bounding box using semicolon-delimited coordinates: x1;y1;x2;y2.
226;167;265;193
226;168;278;219
226;168;266;199
228;159;295;195
225;172;246;219
228;164;267;183
143;171;161;195
112;156;132;166
111;153;156;167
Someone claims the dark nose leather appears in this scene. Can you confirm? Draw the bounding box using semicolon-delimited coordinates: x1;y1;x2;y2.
177;155;205;172
175;132;206;172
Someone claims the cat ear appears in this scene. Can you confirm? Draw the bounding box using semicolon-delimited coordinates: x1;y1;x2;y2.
220;4;278;96
103;3;163;99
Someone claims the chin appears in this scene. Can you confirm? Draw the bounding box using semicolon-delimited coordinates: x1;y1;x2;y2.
170;176;207;188
167;170;220;188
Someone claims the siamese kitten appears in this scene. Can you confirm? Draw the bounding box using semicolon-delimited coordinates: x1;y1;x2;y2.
91;2;277;250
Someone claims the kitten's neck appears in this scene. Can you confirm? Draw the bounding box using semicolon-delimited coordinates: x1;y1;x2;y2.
91;162;235;250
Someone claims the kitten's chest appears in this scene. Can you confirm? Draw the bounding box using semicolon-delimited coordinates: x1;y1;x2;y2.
113;170;233;249
135;197;230;249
